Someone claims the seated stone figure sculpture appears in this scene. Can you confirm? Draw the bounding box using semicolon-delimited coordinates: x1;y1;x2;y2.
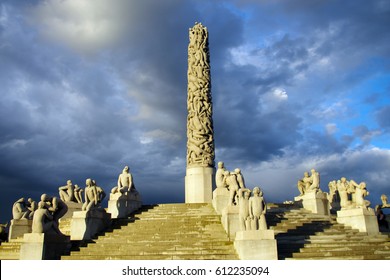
32;201;55;234
249;187;267;230
12;198;32;220
74;184;84;203
111;166;136;194
215;161;227;188
297;172;311;196
93;180;106;204
307;169;320;193
59;180;76;202
82;178;99;211
238;188;251;231
40;194;68;234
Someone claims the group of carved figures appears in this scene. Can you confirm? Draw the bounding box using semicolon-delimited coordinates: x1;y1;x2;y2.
328;177;370;210
296;169;321;196
216;162;267;231
12;194;68;234
186;22;214;168
10;166;137;235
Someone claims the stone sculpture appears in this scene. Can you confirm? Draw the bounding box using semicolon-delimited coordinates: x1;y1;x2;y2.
111;166;136;194
82;178;102;211
12;198;32;220
235;168;246;189
328;180;337;205
186;22;214;168
330;177;372;210
225;171;240;206
40;194;68;234
32;201;55;234
297;172;311;196
74;184;84;203
238;188;251;231
59;180;76;202
215;161;227;188
380;194;390;208
249;187;267;230
308;169;320;193
27;198;37;214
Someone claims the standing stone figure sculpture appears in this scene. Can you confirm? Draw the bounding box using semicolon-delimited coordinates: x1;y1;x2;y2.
225;171;241;206
249;187;267;230
186;22;214;168
238;188;251;231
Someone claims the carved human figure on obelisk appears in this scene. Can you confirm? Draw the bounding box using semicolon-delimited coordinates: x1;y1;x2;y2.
185;22;215;203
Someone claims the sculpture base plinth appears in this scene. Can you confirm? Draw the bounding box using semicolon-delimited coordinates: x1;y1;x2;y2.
8;219;32;240
185;166;214;203
107;191;142;219
212;187;230;214
70;209;111;241
20;233;70;260
337;208;379;234
294;191;330;215
61;201;83;219
234;230;277;260
221;205;239;239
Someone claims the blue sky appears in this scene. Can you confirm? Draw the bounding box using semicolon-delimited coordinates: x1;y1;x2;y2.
1;0;390;222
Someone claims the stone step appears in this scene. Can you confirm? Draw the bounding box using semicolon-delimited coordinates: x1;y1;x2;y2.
62;253;239;260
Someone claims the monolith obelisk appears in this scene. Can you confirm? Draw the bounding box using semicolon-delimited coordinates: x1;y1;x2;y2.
185;22;215;203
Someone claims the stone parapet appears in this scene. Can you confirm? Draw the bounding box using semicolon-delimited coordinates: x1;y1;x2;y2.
337;207;379;235
70;209;111;241
20;233;70;260
212;187;230;214
8;219;32;240
234;230;277;260
295;191;330;215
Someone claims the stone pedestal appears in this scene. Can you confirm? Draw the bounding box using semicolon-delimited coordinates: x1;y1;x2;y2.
221;205;239;239
337;207;379;235
20;233;70;260
61;201;83;219
294;191;330;215
185;166;214;203
70;209;111;241
234;230;277;260
8;219;32;240
212;187;230;214
107;191;142;219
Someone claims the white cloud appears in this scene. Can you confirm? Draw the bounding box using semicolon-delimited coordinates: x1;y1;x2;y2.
30;0;127;53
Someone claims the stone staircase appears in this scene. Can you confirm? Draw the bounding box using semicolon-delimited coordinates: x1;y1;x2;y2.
0;237;23;260
62;203;238;260
266;204;390;260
